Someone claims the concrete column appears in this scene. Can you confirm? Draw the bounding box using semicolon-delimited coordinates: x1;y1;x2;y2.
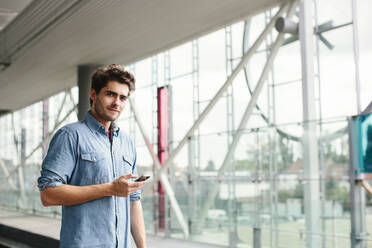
77;65;101;120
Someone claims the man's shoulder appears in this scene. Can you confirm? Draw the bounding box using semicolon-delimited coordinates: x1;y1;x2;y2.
57;120;87;137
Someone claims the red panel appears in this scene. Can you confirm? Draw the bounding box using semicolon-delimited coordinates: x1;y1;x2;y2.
157;86;169;230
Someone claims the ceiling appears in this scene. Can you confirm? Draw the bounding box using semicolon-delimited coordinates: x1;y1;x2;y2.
0;0;31;31
0;0;283;112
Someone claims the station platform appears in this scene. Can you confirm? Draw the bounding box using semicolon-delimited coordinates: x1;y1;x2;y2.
0;209;222;248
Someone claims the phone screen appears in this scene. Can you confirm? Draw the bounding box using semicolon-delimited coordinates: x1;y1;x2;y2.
135;175;150;182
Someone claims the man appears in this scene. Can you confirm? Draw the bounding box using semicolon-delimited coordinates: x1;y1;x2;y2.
37;64;147;248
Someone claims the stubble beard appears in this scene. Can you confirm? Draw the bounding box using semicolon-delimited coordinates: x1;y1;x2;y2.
94;98;120;122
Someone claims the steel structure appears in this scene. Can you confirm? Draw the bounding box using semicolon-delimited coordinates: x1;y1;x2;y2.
299;1;321;247
188;39;201;234
0;0;369;247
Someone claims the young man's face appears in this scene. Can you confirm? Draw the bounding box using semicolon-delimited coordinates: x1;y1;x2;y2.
90;80;129;122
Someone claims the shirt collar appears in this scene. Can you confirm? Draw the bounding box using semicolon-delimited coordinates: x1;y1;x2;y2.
110;121;120;136
84;111;120;136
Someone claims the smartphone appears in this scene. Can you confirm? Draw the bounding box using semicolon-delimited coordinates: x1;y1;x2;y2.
135;175;150;182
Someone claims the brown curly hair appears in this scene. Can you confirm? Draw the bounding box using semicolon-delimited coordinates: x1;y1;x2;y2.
90;64;136;106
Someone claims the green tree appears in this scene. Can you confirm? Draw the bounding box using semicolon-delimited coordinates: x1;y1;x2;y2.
278;136;295;171
235;159;254;171
205;160;216;171
325;179;349;210
277;184;303;203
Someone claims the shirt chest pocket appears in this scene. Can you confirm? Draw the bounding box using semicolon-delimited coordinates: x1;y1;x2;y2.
121;154;133;175
79;152;109;184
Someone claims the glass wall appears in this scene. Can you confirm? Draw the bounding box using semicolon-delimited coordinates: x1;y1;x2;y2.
0;0;371;247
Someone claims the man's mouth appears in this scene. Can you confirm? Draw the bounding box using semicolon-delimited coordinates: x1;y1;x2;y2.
107;107;119;113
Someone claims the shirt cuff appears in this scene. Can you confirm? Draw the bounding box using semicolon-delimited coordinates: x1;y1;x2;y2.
130;189;141;201
37;169;65;191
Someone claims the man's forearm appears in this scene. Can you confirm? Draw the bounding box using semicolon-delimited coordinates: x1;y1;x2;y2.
40;174;145;207
131;200;147;248
40;183;113;206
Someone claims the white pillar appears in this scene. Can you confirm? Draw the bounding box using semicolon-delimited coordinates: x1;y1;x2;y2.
299;1;321;247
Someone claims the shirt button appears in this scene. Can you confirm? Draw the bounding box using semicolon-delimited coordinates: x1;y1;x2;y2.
93;158;96;162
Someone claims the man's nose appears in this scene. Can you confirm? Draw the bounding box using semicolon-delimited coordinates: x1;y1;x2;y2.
113;96;122;106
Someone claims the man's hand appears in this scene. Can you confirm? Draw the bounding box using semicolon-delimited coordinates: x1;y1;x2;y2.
40;174;147;206
111;174;147;197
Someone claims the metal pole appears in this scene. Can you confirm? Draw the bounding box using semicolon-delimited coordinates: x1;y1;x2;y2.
225;24;238;248
151;55;160;235
145;2;289;191
348;117;366;248
265;8;279;247
18;128;26;209
199;1;298;223
253;227;261;248
129;98;189;238
299;1;321;247
188;39;200;235
313;1;326;247
351;0;361;114
187;137;196;234
42;99;49;157
163;51;172;238
253;132;262;248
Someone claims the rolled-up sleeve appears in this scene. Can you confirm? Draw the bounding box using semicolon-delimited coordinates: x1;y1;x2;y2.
130;149;141;202
37;128;77;191
37;169;65;190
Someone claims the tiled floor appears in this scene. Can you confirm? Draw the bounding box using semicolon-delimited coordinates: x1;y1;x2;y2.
0;209;223;248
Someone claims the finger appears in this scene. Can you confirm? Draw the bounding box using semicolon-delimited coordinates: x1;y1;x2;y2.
121;174;137;179
128;181;146;188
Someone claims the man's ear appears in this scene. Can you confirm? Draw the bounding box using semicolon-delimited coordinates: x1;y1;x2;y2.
90;88;96;103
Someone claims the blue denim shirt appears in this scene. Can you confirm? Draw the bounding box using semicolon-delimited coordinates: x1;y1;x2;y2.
37;111;140;248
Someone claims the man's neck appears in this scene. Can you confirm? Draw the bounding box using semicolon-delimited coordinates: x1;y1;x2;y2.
90;110;111;132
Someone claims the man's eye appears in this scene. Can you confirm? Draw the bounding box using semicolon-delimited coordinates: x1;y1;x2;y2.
120;96;127;101
108;92;114;96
